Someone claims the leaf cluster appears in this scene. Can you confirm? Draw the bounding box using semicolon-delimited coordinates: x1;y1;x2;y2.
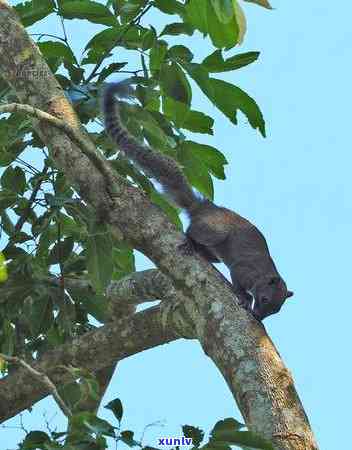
16;396;274;450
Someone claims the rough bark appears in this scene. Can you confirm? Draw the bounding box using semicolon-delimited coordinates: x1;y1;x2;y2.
0;2;318;449
0;306;178;422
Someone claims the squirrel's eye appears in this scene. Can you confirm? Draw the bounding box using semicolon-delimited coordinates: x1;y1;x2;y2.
268;277;278;286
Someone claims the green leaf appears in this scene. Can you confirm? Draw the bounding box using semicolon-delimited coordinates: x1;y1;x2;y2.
207;0;239;48
243;0;273;9
182;425;205;448
210;418;272;450
59;0;118;26
56;295;76;334
59;382;82;412
185;0;240;48
149;40;168;74
86;227;113;292
163;97;214;135
182;64;265;135
117;0;146;23
97;62;128;82
1;212;15;236
38;41;76;65
181;141;227;179
82;294;109;323
14;0;55;27
210;0;235;23
105;398;123;423
211;418;246;436
210;431;274;450
185;0;208;34
0;272;33;306
135;85;160;110
30;294;54;336
21;431;50;449
207;78;266;136
148;110;176;139
142;28;157;50
1;320;15;356
167;45;194;63
180;62;213;96
234;1;247;44
1;166;26;195
0;190;17;211
85;26;122;52
178;142;214;199
112;244;135;276
110;158;153;193
0;140;27;167
160;62;192;106
84;415;115;437
202;50;259;72
47;325;65;347
48;237;75;265
160;22;194;37
181;110;214;135
63;255;86;275
32;211;54;237
128;106;175;149
153;0;185;16
120;430;138;447
119;25;145;50
150;190;182;229
79;374;100;404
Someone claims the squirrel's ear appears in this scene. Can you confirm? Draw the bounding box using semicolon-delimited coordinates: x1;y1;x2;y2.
286;290;294;299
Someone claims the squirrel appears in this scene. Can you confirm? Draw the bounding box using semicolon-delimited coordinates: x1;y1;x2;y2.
101;81;293;320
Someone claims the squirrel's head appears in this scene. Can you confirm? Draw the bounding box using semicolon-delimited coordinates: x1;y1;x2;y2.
251;276;293;320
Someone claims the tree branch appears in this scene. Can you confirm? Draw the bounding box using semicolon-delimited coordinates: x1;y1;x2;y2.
0;307;178;423
46;269;185;322
0;353;72;418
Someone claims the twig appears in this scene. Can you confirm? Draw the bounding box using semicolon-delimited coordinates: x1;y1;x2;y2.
0;353;72;417
30;33;67;43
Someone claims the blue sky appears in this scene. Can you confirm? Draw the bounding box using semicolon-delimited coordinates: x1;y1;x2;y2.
2;1;351;448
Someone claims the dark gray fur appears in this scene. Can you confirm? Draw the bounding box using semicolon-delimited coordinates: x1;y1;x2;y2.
102;82;293;320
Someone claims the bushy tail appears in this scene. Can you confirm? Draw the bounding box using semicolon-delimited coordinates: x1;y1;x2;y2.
102;82;202;212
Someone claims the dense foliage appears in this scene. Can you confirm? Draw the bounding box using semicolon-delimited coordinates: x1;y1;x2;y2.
15;397;274;450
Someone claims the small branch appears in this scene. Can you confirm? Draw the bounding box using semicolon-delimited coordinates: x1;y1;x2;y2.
15;157;41;175
47;268;185;313
30;33;66;43
0;353;72;417
106;269;178;304
46;270;170;305
0;307;178;423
